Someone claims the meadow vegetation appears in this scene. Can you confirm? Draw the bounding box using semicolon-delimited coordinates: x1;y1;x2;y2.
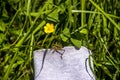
0;0;120;80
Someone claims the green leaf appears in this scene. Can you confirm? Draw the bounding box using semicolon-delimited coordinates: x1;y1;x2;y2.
58;3;66;14
60;34;68;42
62;27;71;38
0;20;7;32
101;66;113;79
12;60;24;69
47;9;59;22
80;28;88;34
9;28;21;36
8;0;20;3
70;38;81;48
0;33;6;44
60;27;70;42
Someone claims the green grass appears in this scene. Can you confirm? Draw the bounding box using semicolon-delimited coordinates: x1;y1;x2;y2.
0;0;120;80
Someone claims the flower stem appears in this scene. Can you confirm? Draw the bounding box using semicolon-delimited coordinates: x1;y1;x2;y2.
41;34;49;47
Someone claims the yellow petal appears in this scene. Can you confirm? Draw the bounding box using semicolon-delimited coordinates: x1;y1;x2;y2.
44;23;54;34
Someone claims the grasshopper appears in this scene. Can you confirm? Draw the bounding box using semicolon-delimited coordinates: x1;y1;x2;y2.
51;42;65;59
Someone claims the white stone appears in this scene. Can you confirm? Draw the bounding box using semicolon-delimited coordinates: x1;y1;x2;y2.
34;46;95;80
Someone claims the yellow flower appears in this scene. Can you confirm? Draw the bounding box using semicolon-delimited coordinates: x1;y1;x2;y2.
44;23;54;34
